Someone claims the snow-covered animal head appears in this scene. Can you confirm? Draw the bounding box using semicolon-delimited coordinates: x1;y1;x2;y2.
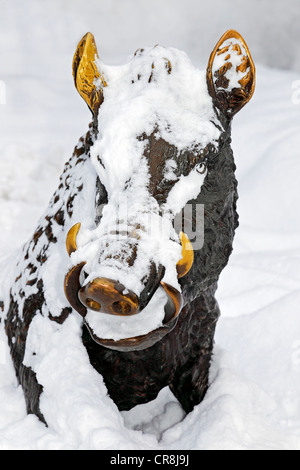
64;31;255;352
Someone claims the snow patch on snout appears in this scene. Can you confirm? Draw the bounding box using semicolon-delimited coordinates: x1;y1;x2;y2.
85;285;168;340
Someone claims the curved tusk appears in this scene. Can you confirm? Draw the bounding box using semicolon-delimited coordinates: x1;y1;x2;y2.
64;262;87;317
161;281;183;323
66;223;81;256
176;231;194;278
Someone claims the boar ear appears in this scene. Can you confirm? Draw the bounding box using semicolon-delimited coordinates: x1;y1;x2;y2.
73;32;107;116
206;30;255;118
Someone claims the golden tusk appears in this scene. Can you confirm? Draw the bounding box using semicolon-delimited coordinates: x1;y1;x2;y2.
160;281;183;322
176;231;194;278
66;222;81;256
64;262;87;317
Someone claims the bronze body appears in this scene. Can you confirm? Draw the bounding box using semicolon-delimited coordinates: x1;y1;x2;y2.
3;31;255;423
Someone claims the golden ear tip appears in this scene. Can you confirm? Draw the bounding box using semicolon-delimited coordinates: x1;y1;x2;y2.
72;32;96;80
72;31;105;115
78;32;94;44
84;32;96;45
224;29;240;38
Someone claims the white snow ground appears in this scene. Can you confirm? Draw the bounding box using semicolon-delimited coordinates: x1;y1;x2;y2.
1;0;300;451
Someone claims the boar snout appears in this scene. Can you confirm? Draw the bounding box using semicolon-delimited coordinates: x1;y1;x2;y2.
78;277;139;316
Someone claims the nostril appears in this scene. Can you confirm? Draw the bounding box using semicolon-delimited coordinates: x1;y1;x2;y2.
112;301;132;315
86;298;101;311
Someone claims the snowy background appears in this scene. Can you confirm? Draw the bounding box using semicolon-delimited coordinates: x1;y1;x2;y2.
0;0;300;450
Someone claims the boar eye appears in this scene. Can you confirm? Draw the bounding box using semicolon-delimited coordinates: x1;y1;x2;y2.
196;163;207;175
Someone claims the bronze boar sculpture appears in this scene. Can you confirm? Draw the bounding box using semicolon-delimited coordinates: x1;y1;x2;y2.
1;30;255;425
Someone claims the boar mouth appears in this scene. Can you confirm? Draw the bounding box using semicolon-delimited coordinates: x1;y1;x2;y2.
64;262;183;351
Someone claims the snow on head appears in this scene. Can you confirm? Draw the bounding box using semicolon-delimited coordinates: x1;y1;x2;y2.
69;45;220;339
92;45;218;192
74;45;220;281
